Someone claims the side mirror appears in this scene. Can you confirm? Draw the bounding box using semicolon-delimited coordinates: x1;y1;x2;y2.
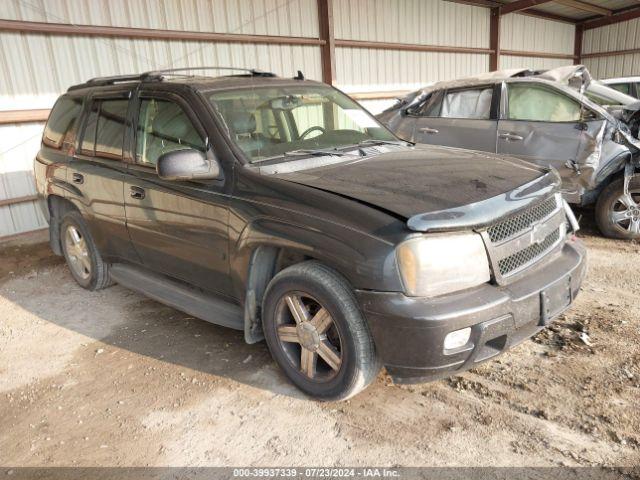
156;149;222;181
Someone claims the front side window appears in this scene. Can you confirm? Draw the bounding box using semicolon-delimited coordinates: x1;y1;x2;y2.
208;85;396;163
43;96;83;150
136;99;206;167
407;92;442;117
507;84;582;122
441;88;492;119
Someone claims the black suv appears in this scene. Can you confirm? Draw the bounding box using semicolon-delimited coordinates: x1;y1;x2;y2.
35;68;587;400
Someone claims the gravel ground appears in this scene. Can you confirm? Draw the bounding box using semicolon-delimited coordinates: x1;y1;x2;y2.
0;215;638;468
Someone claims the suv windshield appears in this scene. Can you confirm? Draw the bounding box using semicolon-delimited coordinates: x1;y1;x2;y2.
208;85;397;163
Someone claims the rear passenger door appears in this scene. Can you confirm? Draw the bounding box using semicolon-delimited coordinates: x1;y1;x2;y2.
123;91;232;297
411;86;499;152
69;91;139;263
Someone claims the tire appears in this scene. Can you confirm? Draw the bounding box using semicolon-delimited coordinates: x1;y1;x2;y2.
262;261;380;401
60;211;112;290
595;176;640;240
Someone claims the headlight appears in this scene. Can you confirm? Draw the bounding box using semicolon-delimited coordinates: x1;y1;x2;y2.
396;232;491;297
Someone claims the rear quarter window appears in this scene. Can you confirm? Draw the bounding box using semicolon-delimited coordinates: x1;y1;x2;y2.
43;96;83;150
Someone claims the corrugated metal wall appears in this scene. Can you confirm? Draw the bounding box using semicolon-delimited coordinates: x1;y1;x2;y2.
583;18;640;78
500;55;573;71
500;14;575;72
0;0;602;239
2;0;319;35
0;123;48;237
333;0;491;93
0;0;322;238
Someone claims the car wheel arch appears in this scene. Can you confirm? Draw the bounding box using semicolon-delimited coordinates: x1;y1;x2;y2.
47;195;81;255
233;219;376;344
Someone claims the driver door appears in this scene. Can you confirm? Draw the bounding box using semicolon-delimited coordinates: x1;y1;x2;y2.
123;91;233;297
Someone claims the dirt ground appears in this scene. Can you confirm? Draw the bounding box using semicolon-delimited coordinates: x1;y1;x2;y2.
0;213;638;469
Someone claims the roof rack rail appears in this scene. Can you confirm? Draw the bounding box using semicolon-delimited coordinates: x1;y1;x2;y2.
67;72;162;91
145;67;277;78
67;67;277;91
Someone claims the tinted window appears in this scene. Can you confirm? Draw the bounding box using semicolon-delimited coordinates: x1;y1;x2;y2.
507;84;581;122
441;88;492;119
95;99;129;159
80;102;99;155
136;99;205;167
43;96;82;150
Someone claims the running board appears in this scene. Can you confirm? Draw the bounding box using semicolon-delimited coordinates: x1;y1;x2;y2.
110;263;244;331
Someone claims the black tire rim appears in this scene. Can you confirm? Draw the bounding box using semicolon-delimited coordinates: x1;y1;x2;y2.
273;291;343;382
610;188;640;235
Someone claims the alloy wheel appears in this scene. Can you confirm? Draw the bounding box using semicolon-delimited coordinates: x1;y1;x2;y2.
274;292;343;381
65;225;91;280
610;189;640;235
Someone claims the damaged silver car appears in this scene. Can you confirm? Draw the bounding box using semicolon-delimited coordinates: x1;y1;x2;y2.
377;66;640;239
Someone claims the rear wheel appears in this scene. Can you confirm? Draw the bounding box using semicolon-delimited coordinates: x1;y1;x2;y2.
60;211;112;290
262;261;380;401
595;176;640;240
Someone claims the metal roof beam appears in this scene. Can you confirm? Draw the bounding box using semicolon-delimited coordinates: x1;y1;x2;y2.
581;6;640;30
554;0;611;16
500;0;554;15
443;1;577;23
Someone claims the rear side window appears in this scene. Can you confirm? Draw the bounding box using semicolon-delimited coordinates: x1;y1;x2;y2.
441;88;492;119
507;84;581;122
80;98;129;159
610;83;630;95
96;100;129;159
80;102;99;155
43;96;82;150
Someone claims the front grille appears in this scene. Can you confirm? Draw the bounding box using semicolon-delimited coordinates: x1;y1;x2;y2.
488;195;558;243
497;228;560;276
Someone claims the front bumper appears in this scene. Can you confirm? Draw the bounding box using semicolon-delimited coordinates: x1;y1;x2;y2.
356;238;587;384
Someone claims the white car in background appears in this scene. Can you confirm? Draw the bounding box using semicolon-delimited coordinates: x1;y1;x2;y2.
601;77;640;99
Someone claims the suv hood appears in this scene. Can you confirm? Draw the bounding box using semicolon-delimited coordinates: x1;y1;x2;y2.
272;145;553;229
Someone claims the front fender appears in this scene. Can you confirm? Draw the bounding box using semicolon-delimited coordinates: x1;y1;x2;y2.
229;217;402;302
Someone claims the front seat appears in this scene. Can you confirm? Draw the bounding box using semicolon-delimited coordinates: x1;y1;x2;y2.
229;111;266;154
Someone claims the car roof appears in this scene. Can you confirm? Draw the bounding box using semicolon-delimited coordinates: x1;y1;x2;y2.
66;69;325;95
602;77;640;83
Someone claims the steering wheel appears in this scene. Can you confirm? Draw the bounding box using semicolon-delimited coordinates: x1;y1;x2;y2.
299;126;326;140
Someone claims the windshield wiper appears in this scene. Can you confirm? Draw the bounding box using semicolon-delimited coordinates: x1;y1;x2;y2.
283;148;346;157
358;139;407;147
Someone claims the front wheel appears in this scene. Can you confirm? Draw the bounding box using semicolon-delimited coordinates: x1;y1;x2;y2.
595;176;640;240
262;261;380;401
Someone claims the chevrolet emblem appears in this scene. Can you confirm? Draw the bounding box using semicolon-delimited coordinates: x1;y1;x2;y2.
530;224;546;245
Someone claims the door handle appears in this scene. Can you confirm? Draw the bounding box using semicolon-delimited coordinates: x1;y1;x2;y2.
130;186;145;200
419;127;439;134
72;173;84;184
498;132;524;142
